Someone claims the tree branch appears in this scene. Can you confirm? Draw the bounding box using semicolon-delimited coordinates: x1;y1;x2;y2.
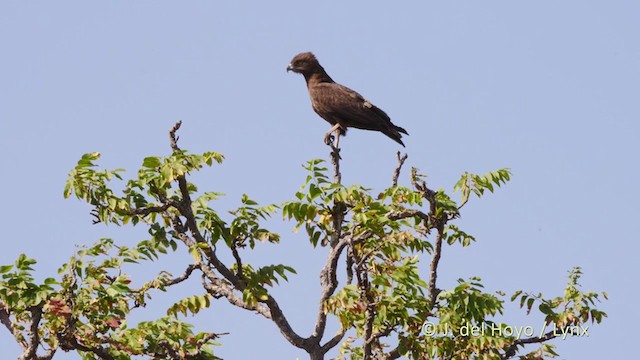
428;228;444;309
201;272;271;318
162;264;198;287
127;203;173;216
384;347;402;360
409;167;443;309
167;122;312;353
321;328;347;353
158;340;181;359
329;143;341;184
230;240;246;283
0;304;28;351
19;306;43;360
391;152;408;187
346;246;354;285
313;237;349;341
132;264;198;295
501;330;557;359
173;175;310;349
349;242;376;360
388;209;430;225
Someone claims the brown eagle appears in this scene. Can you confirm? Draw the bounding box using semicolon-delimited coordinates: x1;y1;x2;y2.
287;52;408;147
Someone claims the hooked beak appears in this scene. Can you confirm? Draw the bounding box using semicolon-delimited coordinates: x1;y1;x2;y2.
286;64;294;72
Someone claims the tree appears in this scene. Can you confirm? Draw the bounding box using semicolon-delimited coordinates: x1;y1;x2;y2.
1;122;607;359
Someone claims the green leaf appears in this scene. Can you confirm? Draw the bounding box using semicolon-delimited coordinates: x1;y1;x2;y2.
142;156;162;168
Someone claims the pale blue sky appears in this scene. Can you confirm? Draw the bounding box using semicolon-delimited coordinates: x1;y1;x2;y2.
1;1;638;359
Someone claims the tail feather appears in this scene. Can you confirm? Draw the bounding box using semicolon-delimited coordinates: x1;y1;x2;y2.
394;125;408;135
382;128;406;147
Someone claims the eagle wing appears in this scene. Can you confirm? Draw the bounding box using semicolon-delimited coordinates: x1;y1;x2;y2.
309;82;393;132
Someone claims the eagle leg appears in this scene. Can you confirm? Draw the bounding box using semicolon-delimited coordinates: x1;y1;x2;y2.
324;133;334;146
324;123;342;146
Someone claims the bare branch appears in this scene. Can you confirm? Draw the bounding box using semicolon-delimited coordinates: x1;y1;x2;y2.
262;296;314;350
428;228;444;309
388;209;430;225
321;328;348;353
391;152;408;187
169;162;241;289
132;264;198;294
201;272;271;318
195;331;229;347
384;347;402;360
313;237;349;340
329;143;341;184
162;264;198;287
169;120;182;152
127;203;172;216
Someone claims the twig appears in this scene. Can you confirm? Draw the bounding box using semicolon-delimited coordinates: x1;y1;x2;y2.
162;264;198;287
392;152;408;187
169;121;182;152
132;264;198;294
230;240;246;282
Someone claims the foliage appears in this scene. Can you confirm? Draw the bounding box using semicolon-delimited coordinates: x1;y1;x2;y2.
1;129;606;360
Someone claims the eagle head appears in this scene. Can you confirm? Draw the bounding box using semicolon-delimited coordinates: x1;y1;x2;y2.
286;52;320;75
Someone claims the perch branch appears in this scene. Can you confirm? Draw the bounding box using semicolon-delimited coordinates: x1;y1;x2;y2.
329;142;341;184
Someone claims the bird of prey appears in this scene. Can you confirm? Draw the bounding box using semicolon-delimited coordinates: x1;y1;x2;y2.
287;52;408;147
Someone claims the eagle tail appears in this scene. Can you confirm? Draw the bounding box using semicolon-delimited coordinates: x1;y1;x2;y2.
383;128;406;147
394;125;409;135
